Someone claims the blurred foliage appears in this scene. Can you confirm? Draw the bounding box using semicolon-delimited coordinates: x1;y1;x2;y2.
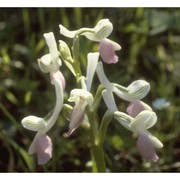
0;8;180;172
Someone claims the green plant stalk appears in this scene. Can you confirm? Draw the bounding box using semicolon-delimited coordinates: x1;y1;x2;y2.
72;29;95;84
90;144;106;172
72;35;83;86
96;110;113;147
87;107;106;172
72;29;106;172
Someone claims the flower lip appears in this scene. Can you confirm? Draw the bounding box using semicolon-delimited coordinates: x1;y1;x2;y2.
99;38;121;64
68;89;93;107
137;132;163;162
67;104;85;137
126;100;152;118
28;133;52;165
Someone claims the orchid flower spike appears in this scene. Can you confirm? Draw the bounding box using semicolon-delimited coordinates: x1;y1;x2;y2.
67;89;93;136
59;19;113;42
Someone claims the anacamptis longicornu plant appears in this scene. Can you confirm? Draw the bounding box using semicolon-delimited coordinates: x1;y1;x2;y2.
21;19;163;171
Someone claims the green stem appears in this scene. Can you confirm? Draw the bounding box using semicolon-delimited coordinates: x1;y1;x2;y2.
97;110;113;147
71;28;106;172
87;107;106;172
91;145;106;172
72;35;82;84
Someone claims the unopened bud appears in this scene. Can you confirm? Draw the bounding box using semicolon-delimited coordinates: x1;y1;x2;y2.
59;40;74;63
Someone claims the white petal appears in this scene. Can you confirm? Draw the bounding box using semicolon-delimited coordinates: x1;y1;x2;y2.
130;110;157;132
38;54;53;73
28;136;36;155
103;38;121;51
44;75;64;133
102;90;117;112
44;32;61;67
148;132;163;149
59;24;77;38
96;62;114;91
83;32;99;42
68;89;93;107
127;80;150;94
94;19;113;40
114;111;133;131
113;80;150;102
86;52;99;91
21;116;47;131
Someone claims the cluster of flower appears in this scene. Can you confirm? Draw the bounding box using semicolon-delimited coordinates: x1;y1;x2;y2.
21;19;163;166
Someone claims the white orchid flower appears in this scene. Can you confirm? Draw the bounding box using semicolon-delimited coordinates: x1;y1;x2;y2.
21;68;64;165
60;19;121;64
96;61;150;102
67;89;93;136
114;106;163;162
38;32;62;73
59;19;113;42
97;57;162;161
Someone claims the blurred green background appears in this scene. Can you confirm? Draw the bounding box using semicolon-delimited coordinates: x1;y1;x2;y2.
0;8;180;172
